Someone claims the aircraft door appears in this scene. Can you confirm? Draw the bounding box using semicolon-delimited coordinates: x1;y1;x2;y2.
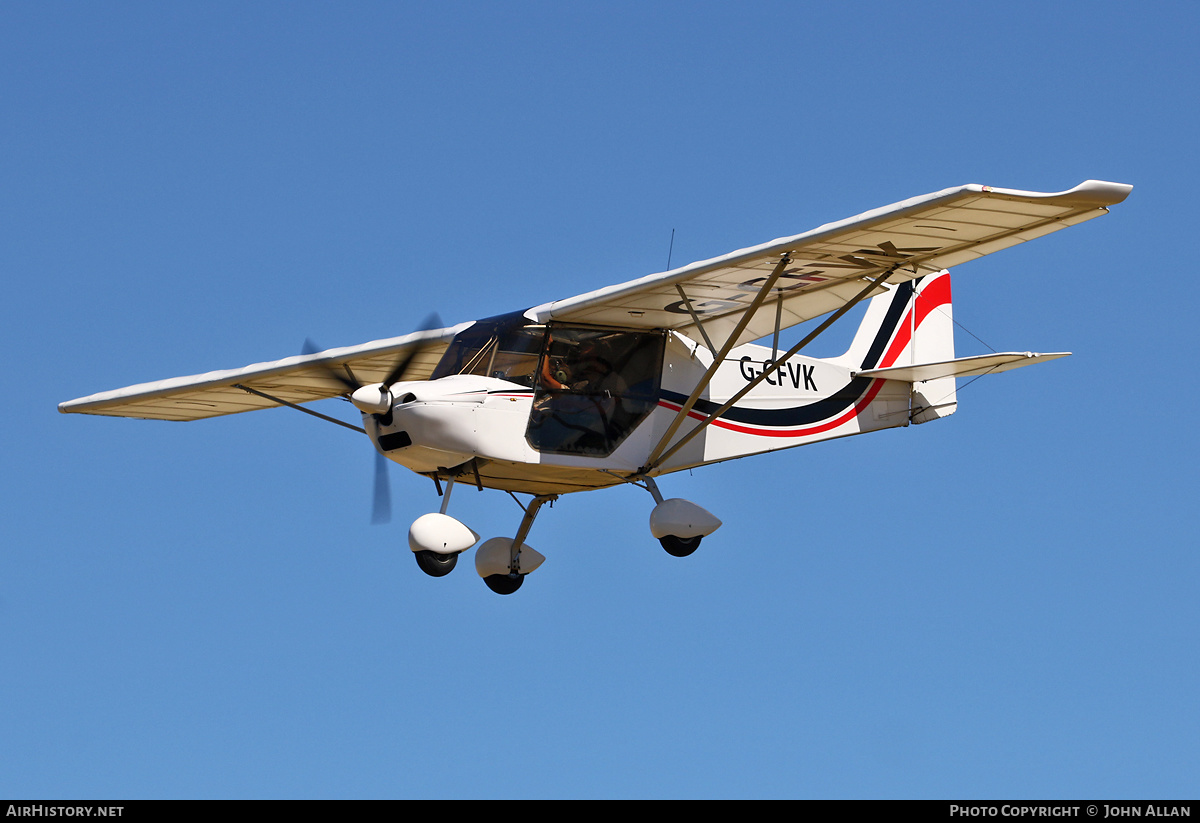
525;327;664;457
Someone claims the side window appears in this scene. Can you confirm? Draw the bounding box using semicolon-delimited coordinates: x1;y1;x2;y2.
487;326;544;387
526;327;664;456
430;322;498;380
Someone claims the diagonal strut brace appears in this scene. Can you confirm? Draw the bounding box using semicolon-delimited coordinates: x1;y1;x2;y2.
642;267;899;473
644;253;793;468
674;284;719;358
509;494;556;574
234;384;366;434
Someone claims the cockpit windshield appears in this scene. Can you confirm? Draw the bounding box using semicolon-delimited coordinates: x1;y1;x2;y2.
430;311;546;388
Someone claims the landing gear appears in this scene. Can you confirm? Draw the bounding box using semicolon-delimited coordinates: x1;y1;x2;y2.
475;494;556;595
659;534;702;557
483;573;524;595
407;476;479;579
644;478;721;558
414;549;458;577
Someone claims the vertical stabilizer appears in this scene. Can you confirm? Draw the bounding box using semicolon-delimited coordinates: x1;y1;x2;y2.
839;271;958;424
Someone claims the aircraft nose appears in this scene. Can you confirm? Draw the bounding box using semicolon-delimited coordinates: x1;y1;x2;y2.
350;383;391;414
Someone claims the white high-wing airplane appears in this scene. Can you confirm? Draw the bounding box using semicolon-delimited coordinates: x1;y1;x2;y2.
61;180;1132;594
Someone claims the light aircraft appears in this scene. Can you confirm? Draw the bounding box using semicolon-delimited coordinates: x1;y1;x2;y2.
60;180;1132;594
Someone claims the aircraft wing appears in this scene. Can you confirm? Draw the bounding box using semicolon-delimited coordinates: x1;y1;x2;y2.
530;180;1132;347
58;324;468;421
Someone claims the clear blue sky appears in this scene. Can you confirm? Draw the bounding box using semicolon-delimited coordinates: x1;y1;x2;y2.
3;1;1196;799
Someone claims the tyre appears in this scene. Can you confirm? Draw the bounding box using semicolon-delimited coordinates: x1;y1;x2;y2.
414;550;458;577
659;534;701;557
483;573;524;595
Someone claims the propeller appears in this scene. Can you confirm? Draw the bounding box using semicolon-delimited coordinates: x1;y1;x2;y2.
300;313;443;525
371;452;392;525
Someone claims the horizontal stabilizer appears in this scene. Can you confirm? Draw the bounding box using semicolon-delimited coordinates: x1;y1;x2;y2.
854;352;1070;383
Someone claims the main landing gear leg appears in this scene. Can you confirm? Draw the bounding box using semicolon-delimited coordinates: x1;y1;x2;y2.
480;494;556;595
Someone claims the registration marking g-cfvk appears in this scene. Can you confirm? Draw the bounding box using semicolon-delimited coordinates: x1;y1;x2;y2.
738;357;818;391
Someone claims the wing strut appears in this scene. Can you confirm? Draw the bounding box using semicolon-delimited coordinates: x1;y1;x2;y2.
643;253;793;468
674;284;719;358
233;384;366;434
640;267;899;473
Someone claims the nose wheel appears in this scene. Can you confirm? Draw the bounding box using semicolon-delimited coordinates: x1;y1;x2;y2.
414;549;458;577
407;477;478;578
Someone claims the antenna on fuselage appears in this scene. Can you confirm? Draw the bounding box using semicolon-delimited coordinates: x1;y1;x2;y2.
666;228;675;271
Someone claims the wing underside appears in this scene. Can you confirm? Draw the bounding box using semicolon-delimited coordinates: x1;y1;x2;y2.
532;180;1132;348
59;325;466;421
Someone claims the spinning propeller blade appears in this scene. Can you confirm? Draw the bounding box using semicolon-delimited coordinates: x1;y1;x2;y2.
300;313;442;526
380;313;443;388
300;338;359;394
302;312;442;397
372;451;392;525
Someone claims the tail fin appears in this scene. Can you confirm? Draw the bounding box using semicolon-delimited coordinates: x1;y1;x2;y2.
840;271;957;424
